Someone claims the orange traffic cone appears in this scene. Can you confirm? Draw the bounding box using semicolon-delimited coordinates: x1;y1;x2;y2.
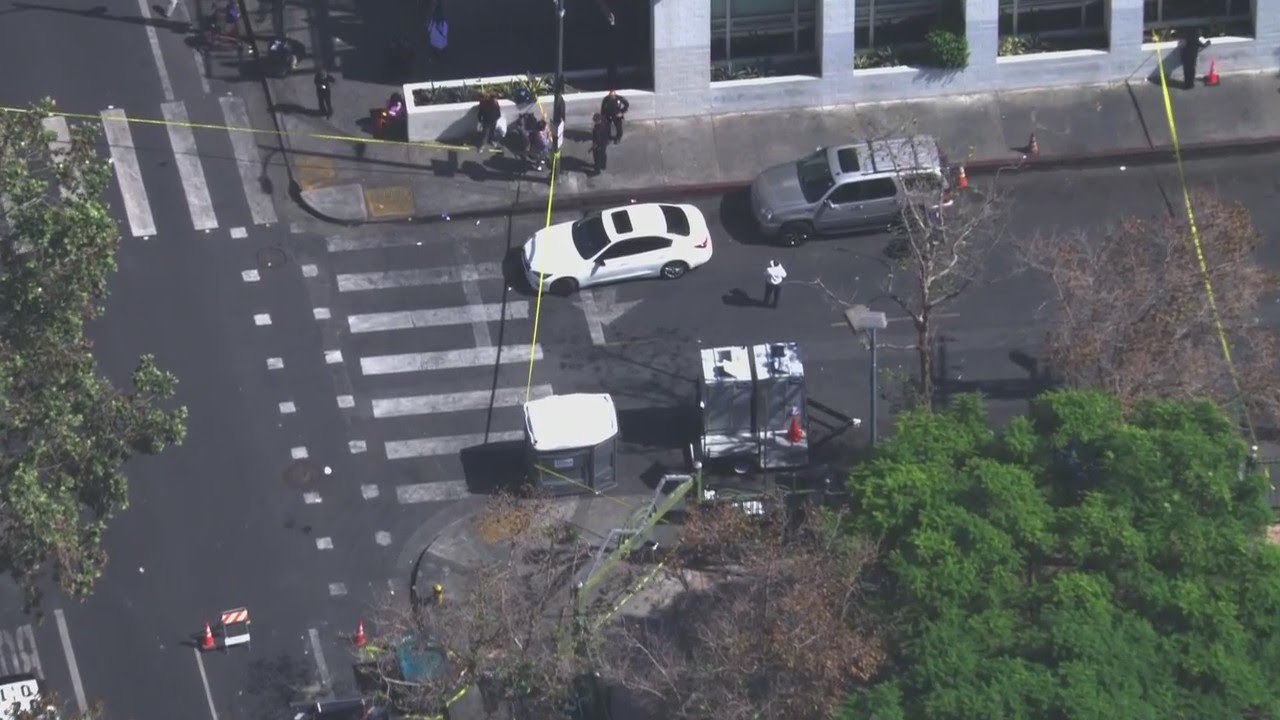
1206;59;1220;86
956;165;969;190
1027;133;1040;158
201;621;216;651
354;620;367;648
787;416;804;443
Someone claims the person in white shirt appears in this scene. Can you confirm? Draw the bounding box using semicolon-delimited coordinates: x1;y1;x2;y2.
764;260;787;309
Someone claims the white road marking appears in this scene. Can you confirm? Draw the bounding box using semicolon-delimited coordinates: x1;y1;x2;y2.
336;395;354;408
385;431;523;460
349;440;367;454
361;345;541;376
137;0;175;101
396;480;472;504
278;401;296;414
267;357;284;370
192;49;211;94
325;349;344;364
291;446;308;459
577;286;642;346
100;109;156;238
218;96;278;225
361;484;380;499
348;302;527;333
230;226;248;239
53;612;85;714
253;313;272;326
161;101;217;231
241;269;260;282
375;531;392;546
315;537;333;550
373;385;551;418
302;264;319;278
335;263;503;292
303;492;322;504
313;307;331;320
456;242;493;347
328;582;348;596
41;115;71;157
307;628;332;693
327;232;450;253
193;647;219;720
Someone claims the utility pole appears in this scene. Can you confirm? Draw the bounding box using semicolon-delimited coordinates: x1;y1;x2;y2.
553;0;566;153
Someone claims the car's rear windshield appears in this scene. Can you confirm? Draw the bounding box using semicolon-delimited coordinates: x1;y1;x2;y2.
571;216;610;259
660;205;690;235
797;150;835;204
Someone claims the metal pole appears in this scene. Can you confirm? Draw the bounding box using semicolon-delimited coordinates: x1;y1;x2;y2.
554;0;565;153
869;327;878;447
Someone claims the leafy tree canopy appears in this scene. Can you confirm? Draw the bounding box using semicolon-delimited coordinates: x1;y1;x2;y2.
0;101;186;606
840;391;1280;720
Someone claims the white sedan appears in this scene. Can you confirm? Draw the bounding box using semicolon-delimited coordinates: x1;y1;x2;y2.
522;203;713;296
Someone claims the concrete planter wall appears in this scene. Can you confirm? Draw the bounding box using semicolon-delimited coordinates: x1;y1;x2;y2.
404;74;655;143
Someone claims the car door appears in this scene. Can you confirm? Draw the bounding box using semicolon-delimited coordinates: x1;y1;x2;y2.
858;177;901;225
588;239;655;285
813;181;865;233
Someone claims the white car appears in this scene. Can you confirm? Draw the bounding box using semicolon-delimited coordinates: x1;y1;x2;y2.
522;203;713;296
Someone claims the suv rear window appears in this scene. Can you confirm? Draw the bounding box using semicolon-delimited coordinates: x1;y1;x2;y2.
609;210;634;235
660;205;690;236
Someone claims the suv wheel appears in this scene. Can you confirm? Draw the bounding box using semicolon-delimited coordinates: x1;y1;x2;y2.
779;222;812;247
550;277;579;296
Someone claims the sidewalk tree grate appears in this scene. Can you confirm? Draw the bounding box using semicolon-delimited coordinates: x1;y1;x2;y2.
295;157;337;191
257;247;288;269
283;459;321;489
364;185;416;219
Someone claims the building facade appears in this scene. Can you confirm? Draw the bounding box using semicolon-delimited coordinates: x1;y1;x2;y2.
649;0;1279;118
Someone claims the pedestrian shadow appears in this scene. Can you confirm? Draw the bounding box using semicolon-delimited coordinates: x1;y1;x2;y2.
722;288;761;307
564;128;594;143
270;102;317;115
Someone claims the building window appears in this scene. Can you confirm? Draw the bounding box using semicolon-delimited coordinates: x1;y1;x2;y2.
711;0;818;78
855;0;945;49
998;0;1107;55
1143;0;1253;40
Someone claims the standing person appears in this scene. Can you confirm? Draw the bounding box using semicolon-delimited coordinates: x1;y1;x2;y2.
1180;28;1210;90
595;0;618;87
590;113;609;175
314;68;335;119
600;89;629;144
477;93;502;149
427;0;448;64
763;260;787;309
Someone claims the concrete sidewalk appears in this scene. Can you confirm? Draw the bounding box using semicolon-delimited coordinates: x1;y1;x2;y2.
243;0;1280;227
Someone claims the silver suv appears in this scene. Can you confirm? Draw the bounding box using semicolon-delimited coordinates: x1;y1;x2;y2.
750;136;952;246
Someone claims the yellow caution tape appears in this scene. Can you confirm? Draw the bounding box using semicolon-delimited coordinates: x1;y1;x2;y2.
1153;41;1265;468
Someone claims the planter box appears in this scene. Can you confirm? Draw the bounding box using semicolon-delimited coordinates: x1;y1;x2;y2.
404;76;655;143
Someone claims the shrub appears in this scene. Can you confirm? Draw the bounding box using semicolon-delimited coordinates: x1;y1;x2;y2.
926;28;969;69
855;46;901;69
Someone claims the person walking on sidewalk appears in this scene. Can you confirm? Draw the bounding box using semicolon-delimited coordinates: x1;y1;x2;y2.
600;89;629;144
590;113;610;175
314;68;335;119
1180;28;1210;90
427;0;449;63
477;93;502;149
763;260;787;309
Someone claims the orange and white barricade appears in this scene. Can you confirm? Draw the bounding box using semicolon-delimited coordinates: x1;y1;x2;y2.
219;607;251;649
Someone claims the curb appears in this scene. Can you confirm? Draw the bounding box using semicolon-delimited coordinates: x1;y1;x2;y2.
396;497;485;599
290;134;1280;227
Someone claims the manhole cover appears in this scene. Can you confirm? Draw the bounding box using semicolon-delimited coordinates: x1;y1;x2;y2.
283;459;321;489
257;247;287;269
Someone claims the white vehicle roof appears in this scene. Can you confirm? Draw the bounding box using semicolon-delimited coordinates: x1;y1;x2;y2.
600;203;704;241
524;393;619;451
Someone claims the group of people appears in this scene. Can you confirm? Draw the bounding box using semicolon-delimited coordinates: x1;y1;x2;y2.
475;89;630;175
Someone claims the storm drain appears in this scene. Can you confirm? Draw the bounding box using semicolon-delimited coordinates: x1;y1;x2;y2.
257;246;288;270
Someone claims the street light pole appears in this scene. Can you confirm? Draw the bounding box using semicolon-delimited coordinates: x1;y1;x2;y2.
553;0;566;153
844;305;888;448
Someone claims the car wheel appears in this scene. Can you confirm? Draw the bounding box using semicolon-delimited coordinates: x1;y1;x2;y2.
779;221;812;247
660;261;689;280
550;277;579;296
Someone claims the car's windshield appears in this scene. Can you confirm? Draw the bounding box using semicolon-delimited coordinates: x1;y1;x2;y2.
796;150;835;204
571;216;610;259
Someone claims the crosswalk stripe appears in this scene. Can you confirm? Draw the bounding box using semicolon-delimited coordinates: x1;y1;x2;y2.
336;263;504;292
219;96;278;226
327;233;451;253
349;302;528;333
386;431;524;460
361;345;542;376
396;481;472;503
42;116;71;157
100;109;156;238
372;384;553;418
161;101;217;231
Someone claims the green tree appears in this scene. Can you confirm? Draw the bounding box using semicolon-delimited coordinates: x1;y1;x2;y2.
839;391;1280;720
0;101;187;606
